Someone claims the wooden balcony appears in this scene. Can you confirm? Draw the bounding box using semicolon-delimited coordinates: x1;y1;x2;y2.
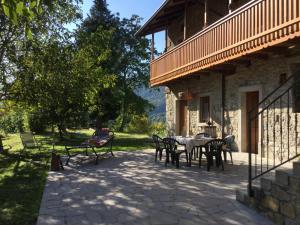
150;0;300;86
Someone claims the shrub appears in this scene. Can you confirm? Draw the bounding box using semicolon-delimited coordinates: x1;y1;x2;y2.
0;111;24;134
28;110;49;133
125;115;151;134
150;121;166;137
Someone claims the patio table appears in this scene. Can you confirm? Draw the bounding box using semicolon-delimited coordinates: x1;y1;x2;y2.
173;136;214;166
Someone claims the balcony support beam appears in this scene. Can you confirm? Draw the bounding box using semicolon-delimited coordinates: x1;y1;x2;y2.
151;33;155;60
204;0;208;28
228;0;232;13
183;0;187;40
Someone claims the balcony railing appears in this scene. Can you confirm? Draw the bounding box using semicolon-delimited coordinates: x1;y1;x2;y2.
150;0;300;86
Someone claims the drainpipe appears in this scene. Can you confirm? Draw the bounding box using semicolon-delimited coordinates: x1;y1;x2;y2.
221;73;225;139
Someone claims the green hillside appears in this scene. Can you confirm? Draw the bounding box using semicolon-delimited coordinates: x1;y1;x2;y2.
136;87;166;121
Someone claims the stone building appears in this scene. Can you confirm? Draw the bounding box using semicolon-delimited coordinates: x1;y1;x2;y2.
137;1;300;224
137;0;300;155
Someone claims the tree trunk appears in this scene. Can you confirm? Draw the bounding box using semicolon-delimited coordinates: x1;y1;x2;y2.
57;124;64;140
119;74;128;132
119;96;126;132
0;137;3;153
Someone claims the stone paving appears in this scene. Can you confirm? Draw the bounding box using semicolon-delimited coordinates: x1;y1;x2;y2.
37;150;275;225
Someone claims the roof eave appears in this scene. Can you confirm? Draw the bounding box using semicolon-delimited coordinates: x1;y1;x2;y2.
135;0;170;37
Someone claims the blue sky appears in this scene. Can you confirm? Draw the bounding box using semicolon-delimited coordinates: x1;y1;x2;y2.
72;0;165;52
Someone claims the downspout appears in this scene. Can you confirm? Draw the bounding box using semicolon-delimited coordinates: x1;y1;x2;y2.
221;73;225;139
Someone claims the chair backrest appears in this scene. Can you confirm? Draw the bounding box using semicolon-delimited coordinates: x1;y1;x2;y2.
152;134;162;149
224;135;235;147
196;132;210;138
163;138;177;153
20;132;37;148
204;139;225;153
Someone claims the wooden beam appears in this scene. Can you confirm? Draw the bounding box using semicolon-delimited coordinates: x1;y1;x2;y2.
228;0;233;13
151;33;155;60
184;0;187;40
231;58;252;67
204;0;208;28
242;52;269;60
210;64;237;75
165;29;168;52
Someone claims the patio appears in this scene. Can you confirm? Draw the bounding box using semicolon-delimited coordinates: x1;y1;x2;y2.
37;150;275;225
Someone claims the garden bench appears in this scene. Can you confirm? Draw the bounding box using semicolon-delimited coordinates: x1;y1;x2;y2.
65;130;114;165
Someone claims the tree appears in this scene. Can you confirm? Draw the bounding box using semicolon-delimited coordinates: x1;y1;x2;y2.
113;15;152;131
77;0;152;131
11;35;111;138
0;0;82;101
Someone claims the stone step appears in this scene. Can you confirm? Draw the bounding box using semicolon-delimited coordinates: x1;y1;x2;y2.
293;161;300;177
275;169;292;187
260;177;274;192
236;189;247;203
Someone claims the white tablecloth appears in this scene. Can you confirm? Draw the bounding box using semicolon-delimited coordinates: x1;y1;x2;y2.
174;136;214;153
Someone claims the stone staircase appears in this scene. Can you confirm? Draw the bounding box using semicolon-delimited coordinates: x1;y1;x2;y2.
236;161;300;225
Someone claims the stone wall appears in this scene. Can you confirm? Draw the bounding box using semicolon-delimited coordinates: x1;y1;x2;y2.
166;72;223;137
237;161;300;225
165;54;300;159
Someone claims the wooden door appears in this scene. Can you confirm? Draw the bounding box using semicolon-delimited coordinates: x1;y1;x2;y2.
179;100;188;136
246;91;259;154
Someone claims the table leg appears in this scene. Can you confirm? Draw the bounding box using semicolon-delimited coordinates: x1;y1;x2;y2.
188;152;192;167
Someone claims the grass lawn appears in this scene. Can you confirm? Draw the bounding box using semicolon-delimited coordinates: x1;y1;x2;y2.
0;130;154;225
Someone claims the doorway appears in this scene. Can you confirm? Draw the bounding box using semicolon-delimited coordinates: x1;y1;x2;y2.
246;91;259;154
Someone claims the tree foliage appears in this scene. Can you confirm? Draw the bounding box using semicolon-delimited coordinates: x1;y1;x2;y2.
78;0;152;131
1;0;153;136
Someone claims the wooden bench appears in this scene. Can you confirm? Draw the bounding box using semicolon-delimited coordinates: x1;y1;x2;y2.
65;131;114;165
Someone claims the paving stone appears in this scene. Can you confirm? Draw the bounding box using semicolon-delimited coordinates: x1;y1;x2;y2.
37;215;65;225
37;151;275;225
66;215;89;225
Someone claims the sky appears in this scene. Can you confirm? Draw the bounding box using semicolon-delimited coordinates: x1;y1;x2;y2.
74;0;166;52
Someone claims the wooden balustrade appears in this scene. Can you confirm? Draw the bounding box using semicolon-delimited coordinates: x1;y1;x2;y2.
150;0;300;86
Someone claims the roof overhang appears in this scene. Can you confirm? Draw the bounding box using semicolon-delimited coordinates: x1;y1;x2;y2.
136;0;186;36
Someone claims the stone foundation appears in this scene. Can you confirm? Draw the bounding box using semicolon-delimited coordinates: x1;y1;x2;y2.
236;161;300;225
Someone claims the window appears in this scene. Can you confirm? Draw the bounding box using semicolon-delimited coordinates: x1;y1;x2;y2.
199;96;210;123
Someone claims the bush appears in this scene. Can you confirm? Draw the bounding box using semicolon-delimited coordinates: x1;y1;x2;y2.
150;121;166;137
28;110;49;133
125;115;151;134
0;111;24;134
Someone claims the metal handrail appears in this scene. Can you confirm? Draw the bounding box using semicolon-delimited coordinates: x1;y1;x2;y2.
249;70;300;118
248;70;300;196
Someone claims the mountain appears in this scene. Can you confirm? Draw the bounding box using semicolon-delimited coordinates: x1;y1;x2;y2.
136;86;166;121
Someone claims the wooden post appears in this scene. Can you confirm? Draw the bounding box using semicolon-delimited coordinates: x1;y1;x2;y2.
204;0;208;28
165;29;168;52
184;0;187;40
151;33;155;60
229;0;232;13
